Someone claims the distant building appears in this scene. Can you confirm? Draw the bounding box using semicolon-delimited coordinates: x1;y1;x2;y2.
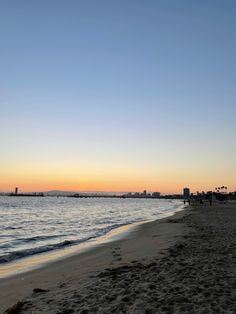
152;192;161;198
141;190;147;197
183;187;190;199
15;187;18;195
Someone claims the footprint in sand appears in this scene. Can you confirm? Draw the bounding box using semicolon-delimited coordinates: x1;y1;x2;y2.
111;247;122;262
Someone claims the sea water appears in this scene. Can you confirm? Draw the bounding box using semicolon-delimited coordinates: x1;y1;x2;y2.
0;196;183;264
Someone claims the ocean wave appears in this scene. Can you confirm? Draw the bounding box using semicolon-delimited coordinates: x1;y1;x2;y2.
0;239;80;264
0;221;137;264
17;234;62;243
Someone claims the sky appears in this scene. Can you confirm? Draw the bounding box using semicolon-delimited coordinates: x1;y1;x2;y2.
1;0;236;194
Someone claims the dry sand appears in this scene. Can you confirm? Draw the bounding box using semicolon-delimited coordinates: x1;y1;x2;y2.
1;202;236;313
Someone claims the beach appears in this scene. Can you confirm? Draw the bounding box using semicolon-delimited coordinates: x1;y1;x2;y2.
1;202;236;313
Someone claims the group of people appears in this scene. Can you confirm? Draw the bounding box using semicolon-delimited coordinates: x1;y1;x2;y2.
184;198;212;206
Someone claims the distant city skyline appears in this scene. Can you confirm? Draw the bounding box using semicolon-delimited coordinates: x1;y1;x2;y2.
1;186;234;196
1;1;236;193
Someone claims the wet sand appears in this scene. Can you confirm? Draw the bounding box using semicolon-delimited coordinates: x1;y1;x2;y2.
2;202;236;313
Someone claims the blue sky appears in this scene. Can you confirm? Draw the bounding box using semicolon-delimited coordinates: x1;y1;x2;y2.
1;0;236;193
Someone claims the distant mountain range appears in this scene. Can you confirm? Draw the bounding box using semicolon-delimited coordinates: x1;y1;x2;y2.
45;190;123;196
45;190;76;196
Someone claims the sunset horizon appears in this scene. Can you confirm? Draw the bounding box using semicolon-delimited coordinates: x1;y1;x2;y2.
1;183;235;195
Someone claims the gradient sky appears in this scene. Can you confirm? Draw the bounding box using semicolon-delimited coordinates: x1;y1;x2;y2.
1;0;236;194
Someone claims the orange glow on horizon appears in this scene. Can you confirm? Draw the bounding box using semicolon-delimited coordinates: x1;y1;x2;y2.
1;162;236;194
1;178;235;195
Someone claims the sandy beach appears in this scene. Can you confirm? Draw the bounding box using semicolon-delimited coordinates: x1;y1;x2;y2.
1;202;236;313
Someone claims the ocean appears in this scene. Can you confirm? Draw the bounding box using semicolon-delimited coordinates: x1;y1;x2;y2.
0;196;184;265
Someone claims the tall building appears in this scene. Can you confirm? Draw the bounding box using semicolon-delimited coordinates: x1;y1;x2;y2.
15;187;18;195
183;187;190;199
152;192;161;198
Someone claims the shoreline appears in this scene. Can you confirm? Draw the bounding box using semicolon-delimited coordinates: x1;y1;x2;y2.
0;220;144;279
3;202;236;313
0;207;187;312
4;202;236;313
0;204;185;279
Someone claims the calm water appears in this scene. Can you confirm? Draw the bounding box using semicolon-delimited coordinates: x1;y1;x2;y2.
0;196;183;264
